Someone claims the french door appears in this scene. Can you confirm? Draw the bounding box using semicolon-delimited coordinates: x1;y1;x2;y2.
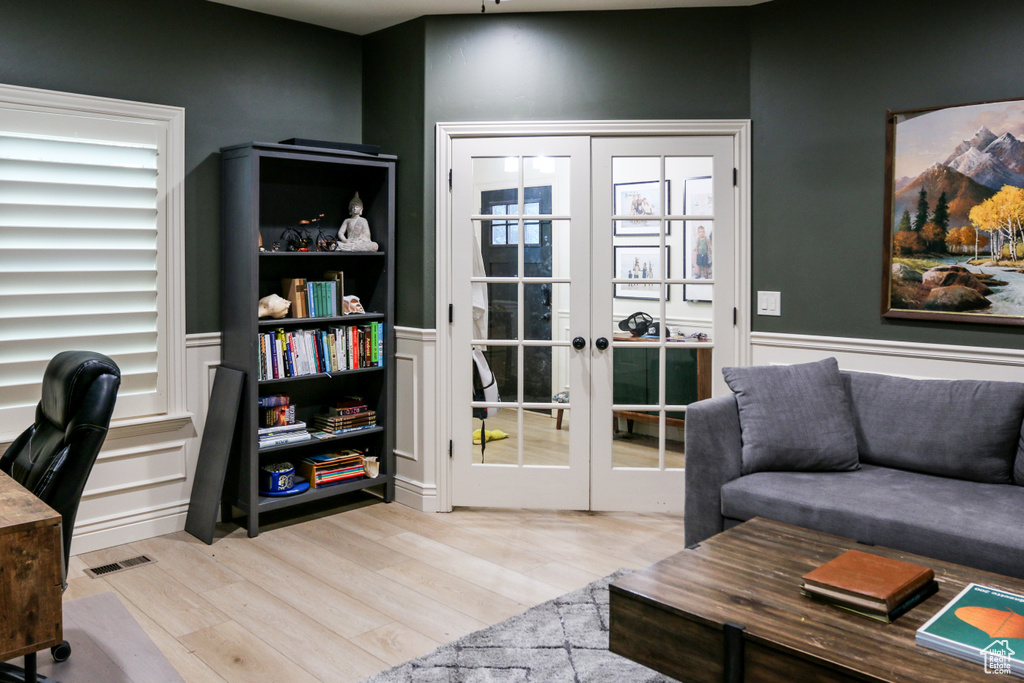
450;136;592;508
446;128;739;511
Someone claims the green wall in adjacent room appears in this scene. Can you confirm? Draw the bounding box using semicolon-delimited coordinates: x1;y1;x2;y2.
748;0;1024;348
367;9;752;329
1;0;363;334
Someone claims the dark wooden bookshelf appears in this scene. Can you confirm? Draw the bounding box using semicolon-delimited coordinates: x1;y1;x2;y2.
217;141;396;537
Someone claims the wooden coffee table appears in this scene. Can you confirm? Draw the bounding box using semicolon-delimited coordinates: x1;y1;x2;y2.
610;517;1015;682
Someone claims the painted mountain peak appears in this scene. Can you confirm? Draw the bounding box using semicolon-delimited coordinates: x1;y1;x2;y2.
943;126;1024;191
894;162;995;228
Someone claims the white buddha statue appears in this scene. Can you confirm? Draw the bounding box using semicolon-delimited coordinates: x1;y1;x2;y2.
334;192;378;252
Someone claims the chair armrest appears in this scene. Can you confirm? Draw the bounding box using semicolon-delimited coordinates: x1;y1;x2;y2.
684;394;743;547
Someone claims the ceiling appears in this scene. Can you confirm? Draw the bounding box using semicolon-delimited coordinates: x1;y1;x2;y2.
206;0;769;36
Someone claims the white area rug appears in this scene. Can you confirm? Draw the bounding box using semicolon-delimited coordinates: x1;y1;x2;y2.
361;569;678;683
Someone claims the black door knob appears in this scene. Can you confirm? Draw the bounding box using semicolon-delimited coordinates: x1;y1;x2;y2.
572;336;586;350
595;337;609;350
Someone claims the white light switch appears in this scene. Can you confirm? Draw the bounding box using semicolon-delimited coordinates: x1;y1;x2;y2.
757;291;781;316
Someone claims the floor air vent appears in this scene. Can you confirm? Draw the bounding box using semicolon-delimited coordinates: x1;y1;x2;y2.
84;554;156;579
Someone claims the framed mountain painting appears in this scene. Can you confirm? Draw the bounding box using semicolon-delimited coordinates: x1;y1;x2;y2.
883;96;1024;325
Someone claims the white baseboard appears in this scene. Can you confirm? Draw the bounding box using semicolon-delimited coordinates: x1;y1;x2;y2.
394;474;439;513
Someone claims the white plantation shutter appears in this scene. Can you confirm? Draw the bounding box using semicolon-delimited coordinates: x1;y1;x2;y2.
0;85;185;435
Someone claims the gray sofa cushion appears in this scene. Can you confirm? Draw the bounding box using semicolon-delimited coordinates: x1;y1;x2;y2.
843;371;1024;484
720;465;1024;580
723;358;859;475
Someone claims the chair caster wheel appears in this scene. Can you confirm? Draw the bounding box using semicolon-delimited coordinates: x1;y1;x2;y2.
51;641;71;663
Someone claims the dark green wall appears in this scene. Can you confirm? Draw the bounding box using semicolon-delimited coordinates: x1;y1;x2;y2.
366;9;751;328
363;19;428;329
2;0;362;333
750;0;1024;348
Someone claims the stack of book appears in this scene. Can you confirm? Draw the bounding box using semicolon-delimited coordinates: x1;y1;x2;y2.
917;583;1024;675
800;549;937;623
312;398;377;436
258;395;311;448
297;450;366;488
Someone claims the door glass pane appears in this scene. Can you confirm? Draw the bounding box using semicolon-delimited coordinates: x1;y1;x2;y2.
612;157;662;220
665;157;713;217
474;157;520;213
524;283;568;341
473;407;518;465
531;220;569;278
523;404;569;467
475;220;518;279
524;157;569;214
611;410;660;469
685;221;714;302
473;344;517;403
482;280;519;342
522;345;551;404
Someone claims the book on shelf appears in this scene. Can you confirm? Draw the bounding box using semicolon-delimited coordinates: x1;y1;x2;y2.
314;413;376;428
256;322;385;380
297;450;366;488
261;404;296;428
330;398;367;416
258;394;290;407
802;579;938;623
257;420;307;436
801;549;935;613
258;430;311;448
282;278;308;318
917;583;1024;676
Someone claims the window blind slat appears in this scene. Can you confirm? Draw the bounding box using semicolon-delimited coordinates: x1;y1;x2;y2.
0;249;157;272
0;204;155;229
0;271;156;295
0;333;158;365
0;291;157;319
0;158;158;187
0;134;158;168
0;180;157;209
0;226;156;250
0;352;158;389
0;313;157;342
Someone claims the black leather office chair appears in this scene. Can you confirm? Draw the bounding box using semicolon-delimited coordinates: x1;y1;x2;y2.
0;351;120;677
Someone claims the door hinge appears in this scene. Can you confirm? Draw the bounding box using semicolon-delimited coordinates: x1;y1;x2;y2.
449;303;453;324
733;307;738;325
733;168;738;186
449;439;453;458
448;169;453;191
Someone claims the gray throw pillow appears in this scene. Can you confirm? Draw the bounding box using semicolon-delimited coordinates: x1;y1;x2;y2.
722;358;860;475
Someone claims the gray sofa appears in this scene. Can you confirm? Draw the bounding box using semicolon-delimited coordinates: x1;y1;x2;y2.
683;358;1024;580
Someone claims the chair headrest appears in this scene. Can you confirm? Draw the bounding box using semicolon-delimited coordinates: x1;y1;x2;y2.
40;351;121;429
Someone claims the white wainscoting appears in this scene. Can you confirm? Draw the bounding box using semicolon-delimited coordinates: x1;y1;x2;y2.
394;327;439;512
751;332;1024;382
69;332;221;555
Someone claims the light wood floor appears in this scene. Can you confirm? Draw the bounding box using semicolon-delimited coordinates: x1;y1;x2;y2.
473;408;685;469
64;498;686;682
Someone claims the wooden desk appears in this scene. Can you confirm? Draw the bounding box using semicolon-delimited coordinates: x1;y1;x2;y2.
612;335;711;432
0;471;63;673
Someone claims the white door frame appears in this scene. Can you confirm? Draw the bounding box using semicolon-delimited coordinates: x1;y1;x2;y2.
434;120;752;512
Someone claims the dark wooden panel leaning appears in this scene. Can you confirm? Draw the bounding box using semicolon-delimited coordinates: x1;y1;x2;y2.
184;365;244;544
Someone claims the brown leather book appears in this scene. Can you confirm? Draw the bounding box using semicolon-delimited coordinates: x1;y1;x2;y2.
801;549;934;612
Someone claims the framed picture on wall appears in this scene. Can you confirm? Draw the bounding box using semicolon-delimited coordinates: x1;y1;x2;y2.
883;95;1024;326
684;176;713;216
684;222;713;302
614;245;669;300
614;181;670;235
